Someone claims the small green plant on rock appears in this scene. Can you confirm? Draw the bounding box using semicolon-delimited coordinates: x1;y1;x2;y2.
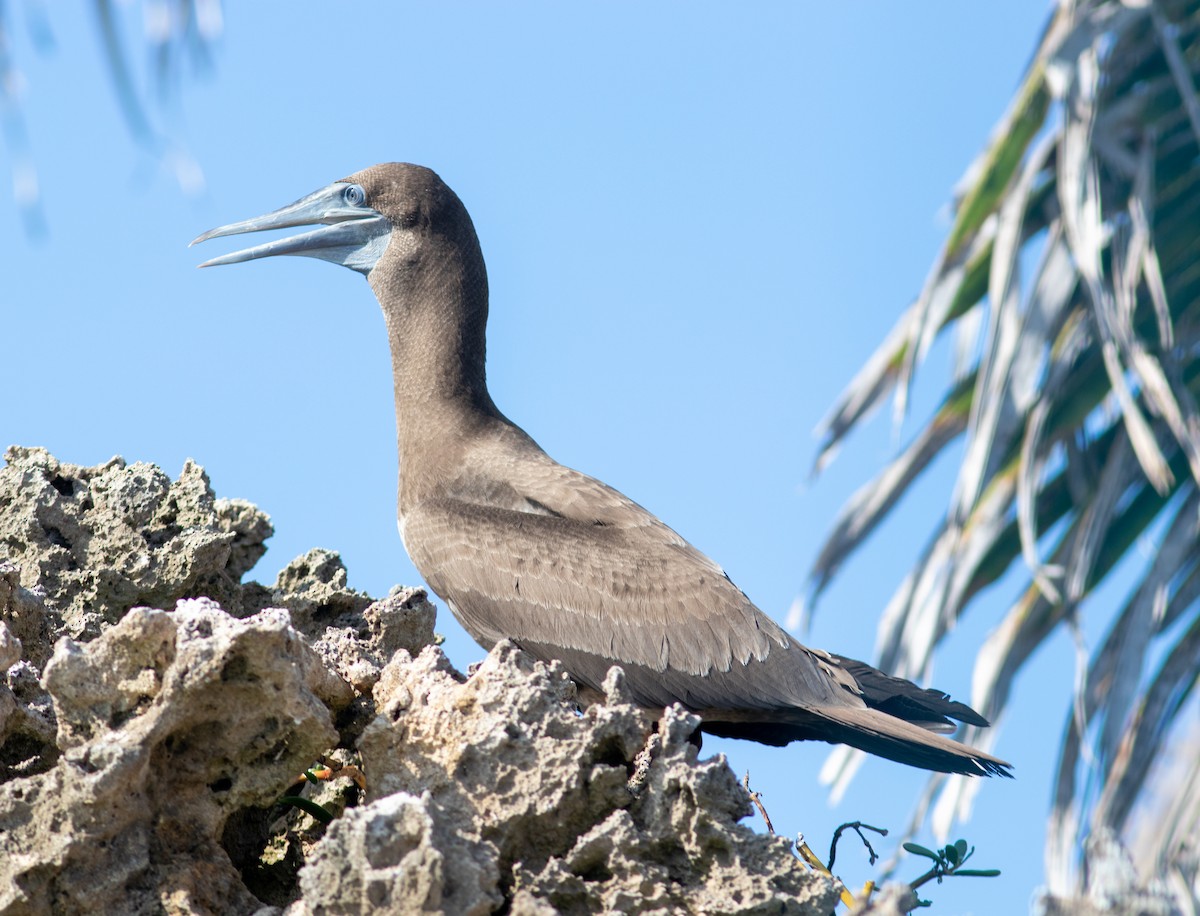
903;839;1001;909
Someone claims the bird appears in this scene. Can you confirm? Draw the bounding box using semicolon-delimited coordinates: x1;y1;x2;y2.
192;162;1011;777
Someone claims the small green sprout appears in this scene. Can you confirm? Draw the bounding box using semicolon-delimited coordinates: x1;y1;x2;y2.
903;839;1001;907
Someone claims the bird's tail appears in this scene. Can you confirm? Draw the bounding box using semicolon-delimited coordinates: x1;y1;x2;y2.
702;704;1012;777
806;704;1012;777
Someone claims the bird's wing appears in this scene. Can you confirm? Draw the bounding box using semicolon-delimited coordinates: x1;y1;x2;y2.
402;439;1011;776
401;449;857;712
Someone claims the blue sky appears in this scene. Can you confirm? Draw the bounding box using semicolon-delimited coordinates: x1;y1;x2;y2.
2;3;1066;912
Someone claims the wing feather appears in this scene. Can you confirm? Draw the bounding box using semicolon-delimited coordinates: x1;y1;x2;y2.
401;450;858;711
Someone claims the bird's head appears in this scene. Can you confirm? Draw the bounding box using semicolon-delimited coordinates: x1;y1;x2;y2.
191;162;491;400
190;162;477;281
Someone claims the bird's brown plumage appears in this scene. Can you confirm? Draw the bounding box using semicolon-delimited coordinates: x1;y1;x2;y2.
199;162;1012;778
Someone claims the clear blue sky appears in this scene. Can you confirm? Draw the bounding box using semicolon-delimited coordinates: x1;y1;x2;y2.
3;4;1064;912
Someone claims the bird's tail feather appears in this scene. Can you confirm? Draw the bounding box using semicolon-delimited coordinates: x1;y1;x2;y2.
828;653;989;730
809;705;1012;777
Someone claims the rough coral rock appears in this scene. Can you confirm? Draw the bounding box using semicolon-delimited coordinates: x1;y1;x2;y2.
309;584;437;697
0;446;275;638
0;448;839;914
353;642;837;915
1;600;343;914
272;548;374;636
0;562;61;781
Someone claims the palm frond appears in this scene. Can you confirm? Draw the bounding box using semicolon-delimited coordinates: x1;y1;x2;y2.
811;0;1200;902
0;0;219;229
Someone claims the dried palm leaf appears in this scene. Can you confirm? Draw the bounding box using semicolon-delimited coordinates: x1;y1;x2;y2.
811;0;1200;903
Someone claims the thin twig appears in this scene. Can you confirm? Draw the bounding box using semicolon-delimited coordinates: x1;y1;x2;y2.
828;820;888;871
742;771;774;834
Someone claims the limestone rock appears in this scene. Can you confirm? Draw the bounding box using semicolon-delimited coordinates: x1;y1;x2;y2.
0;446;275;638
297;791;502;916
0;563;58;780
352;641;837;915
0;448;838;914
860;883;921;915
1;600;341;915
290;555;437;697
273;549;373;636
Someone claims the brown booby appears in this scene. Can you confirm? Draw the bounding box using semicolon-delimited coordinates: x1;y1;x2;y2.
192;163;1010;777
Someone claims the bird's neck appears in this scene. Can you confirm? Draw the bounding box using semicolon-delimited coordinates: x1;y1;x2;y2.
369;240;498;503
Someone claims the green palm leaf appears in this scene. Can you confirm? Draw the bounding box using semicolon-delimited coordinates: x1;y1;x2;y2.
810;0;1200;904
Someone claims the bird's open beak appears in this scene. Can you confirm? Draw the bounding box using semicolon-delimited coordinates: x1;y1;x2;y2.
190;181;391;275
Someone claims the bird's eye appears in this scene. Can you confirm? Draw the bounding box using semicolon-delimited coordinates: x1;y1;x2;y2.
343;185;366;207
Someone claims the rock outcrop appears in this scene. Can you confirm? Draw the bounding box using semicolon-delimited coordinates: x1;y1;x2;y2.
0;447;841;915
